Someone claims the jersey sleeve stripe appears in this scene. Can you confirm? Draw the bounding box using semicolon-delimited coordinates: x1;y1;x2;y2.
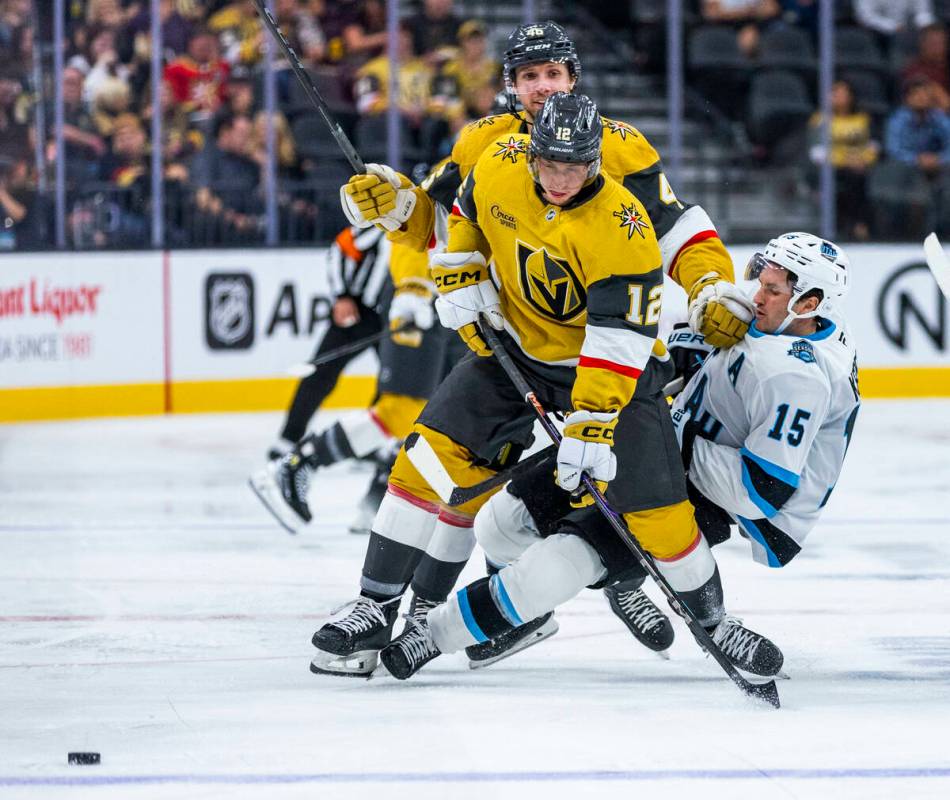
658;205;718;275
737;516;802;567
667;230;720;277
580;324;655;372
740;459;781;518
577;355;643;379
740;447;801;487
451;199;468;219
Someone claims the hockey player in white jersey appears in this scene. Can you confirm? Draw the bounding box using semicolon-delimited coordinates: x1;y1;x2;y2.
671;231;859;569
385;231;857;679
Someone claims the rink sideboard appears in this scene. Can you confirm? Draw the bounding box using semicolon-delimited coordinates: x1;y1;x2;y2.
1;245;948;422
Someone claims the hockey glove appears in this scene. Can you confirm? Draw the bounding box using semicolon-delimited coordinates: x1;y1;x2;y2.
431;251;503;357
667;322;714;387
556;410;618;496
389;279;435;346
687;272;755;348
340;163;417;232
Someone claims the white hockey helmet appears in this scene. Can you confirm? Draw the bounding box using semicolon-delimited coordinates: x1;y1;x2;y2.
745;232;850;331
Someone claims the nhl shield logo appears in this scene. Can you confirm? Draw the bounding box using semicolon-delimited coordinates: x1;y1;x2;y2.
205;273;255;350
516;241;586;322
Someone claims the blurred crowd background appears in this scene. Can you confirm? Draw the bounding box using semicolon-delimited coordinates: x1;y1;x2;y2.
1;0;948;251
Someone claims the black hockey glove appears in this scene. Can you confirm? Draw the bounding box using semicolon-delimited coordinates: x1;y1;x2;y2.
667;323;714;387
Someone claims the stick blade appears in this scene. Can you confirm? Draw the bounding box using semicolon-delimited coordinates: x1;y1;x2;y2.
742;678;781;709
924;233;950;300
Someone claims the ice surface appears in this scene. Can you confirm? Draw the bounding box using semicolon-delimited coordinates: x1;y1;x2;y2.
1;402;949;799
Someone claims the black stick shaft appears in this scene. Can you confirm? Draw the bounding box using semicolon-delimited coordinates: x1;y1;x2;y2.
478;317;779;708
308;322;414;371
251;0;366;174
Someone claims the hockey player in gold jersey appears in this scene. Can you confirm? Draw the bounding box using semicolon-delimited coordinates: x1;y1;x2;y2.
340;21;754;352
303;93;775;681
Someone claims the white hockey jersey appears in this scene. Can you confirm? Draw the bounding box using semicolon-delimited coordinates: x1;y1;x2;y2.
670;317;860;567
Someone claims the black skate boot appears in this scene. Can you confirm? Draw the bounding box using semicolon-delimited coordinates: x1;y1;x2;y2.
465;612;559;669
248;452;313;534
604;581;675;654
379;595;442;680
708;615;784;677
267;437;295;461
310;596;399;677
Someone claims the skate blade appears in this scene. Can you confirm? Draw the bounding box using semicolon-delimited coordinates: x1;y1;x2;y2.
468;619;560;670
654;648;671;661
247;470;304;535
309;649;379;678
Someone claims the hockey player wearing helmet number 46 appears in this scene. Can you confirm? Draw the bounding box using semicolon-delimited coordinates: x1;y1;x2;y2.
340;21;754;355
457;232;858;675
306;91;778;683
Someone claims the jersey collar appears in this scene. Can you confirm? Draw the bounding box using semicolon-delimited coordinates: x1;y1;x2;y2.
748;317;836;341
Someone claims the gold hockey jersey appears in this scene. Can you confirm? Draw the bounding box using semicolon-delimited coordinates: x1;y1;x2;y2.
392;110;734;296
449;132;665;415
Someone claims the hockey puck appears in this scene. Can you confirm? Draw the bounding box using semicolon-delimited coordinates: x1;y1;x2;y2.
67;752;100;765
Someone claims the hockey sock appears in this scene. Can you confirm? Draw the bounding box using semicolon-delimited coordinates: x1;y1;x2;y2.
359;488;439;600
297;423;356;469
410;510;477;602
654;531;724;628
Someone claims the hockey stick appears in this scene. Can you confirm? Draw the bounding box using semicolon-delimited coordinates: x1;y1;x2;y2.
287;322;415;378
405;434;557;506
478;317;780;708
251;0;365;173
924;233;950;300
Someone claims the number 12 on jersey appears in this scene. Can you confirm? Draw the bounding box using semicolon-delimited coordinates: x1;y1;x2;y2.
626;283;662;326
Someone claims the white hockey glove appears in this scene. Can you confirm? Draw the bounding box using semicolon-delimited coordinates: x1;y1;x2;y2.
431;251;503;357
556;410;618;496
340;163;417;232
388;280;435;347
687;272;755;348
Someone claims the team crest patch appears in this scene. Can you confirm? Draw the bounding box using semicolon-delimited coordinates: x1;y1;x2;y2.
516;241;586;322
605;120;636;140
820;241;838;261
788;340;816;363
613;202;651;239
494;136;528;163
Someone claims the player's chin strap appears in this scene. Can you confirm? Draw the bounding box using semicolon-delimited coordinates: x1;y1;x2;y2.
476;313;781;709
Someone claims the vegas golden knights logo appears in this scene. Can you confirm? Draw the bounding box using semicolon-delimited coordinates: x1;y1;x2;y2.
516;241;586;322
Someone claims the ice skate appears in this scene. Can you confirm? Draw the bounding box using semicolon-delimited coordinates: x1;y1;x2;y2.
709;615;784;677
310;597;400;677
604;582;674;656
379;596;442;680
248;453;313;534
465;612;559;669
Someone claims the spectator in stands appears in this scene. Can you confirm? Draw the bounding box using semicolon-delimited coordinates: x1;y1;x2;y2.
885;76;950;235
339;0;387;67
0;67;30;167
90;75;133;140
122;0;194;59
250;109;299;178
407;0;462;62
353;20;432;129
75;26;132;104
854;0;936;38
902;24;950;111
700;0;780;58
0;154;43;251
431;19;502;124
140;77;202;166
808;79;879;240
52;66;107;183
101;111;151;245
208;0;261;65
85;0;131;31
224;66;256;116
189;111;262;240
164;27;231;124
295;0;327;64
779;0;818;37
